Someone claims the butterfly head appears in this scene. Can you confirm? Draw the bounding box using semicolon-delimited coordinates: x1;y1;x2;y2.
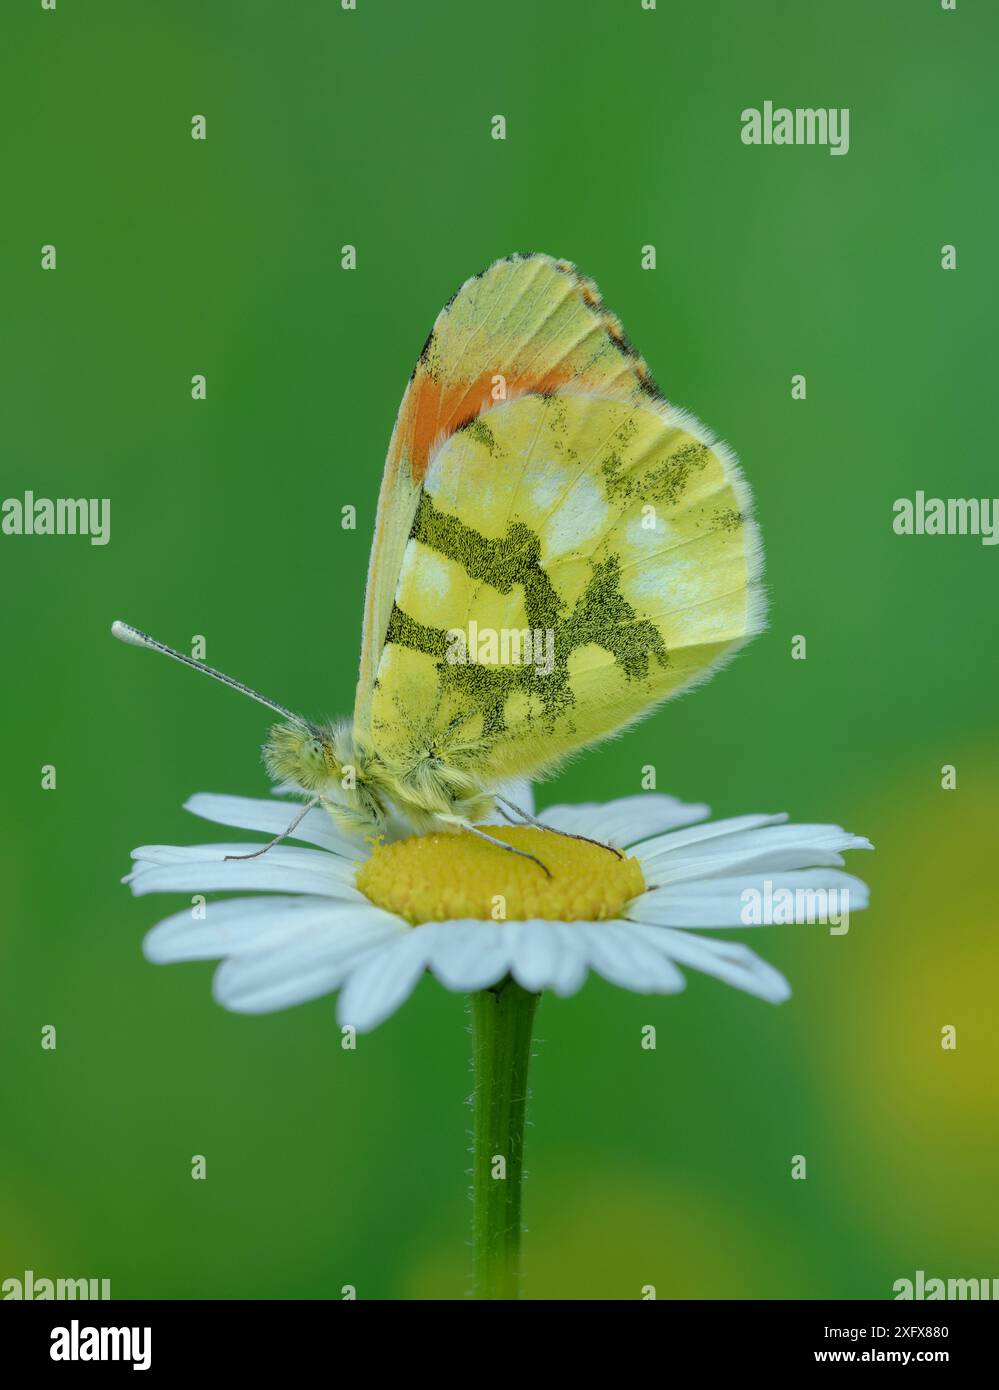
263;719;389;832
263;721;336;792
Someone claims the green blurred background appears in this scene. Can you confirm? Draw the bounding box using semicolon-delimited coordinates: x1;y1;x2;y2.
2;0;996;1300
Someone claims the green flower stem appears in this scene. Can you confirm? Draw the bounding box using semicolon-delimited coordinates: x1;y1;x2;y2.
470;977;540;1300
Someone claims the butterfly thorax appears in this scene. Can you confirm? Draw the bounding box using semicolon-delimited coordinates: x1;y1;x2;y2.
262;719;495;835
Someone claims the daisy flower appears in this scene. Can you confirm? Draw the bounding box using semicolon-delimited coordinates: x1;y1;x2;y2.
130;785;870;1029
126;783;870;1299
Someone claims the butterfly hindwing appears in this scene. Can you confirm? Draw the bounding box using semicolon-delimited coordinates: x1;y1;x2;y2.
363;388;763;784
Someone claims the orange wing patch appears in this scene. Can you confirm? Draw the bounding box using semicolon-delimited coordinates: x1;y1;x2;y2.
394;254;665;486
397;366;571;485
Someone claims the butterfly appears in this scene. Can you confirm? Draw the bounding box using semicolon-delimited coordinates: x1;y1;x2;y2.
114;254;764;872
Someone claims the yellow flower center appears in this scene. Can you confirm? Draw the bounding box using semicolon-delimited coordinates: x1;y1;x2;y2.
356;825;645;925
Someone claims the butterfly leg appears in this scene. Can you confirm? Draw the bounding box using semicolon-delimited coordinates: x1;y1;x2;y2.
449;819;552;879
224;797;321;861
495;794;624;860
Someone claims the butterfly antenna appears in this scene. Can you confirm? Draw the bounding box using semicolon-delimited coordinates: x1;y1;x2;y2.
111;621;316;730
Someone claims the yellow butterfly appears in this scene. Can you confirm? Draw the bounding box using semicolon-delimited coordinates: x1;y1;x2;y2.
114;254;764;871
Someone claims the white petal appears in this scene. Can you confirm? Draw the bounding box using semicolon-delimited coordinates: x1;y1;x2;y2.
654;845;854;881
184;792;364;857
635;813;789;868
631;869;869;928
639;822;872;886
640;925;791;1003
129;842;359;879
212;906;407;1013
125;842;363;899
336;925;444;1032
577;921;686;993
426;921;511;991
144;894;338;962
504;920;589;996
538;793;709;847
505;920;561;993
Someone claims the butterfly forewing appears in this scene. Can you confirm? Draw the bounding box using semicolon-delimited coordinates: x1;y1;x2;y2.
354;253;660;742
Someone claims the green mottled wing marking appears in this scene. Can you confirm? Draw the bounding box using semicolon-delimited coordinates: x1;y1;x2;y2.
367;391;763;784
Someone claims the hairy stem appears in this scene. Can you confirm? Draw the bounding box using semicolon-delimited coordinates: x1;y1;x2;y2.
470;978;540;1300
